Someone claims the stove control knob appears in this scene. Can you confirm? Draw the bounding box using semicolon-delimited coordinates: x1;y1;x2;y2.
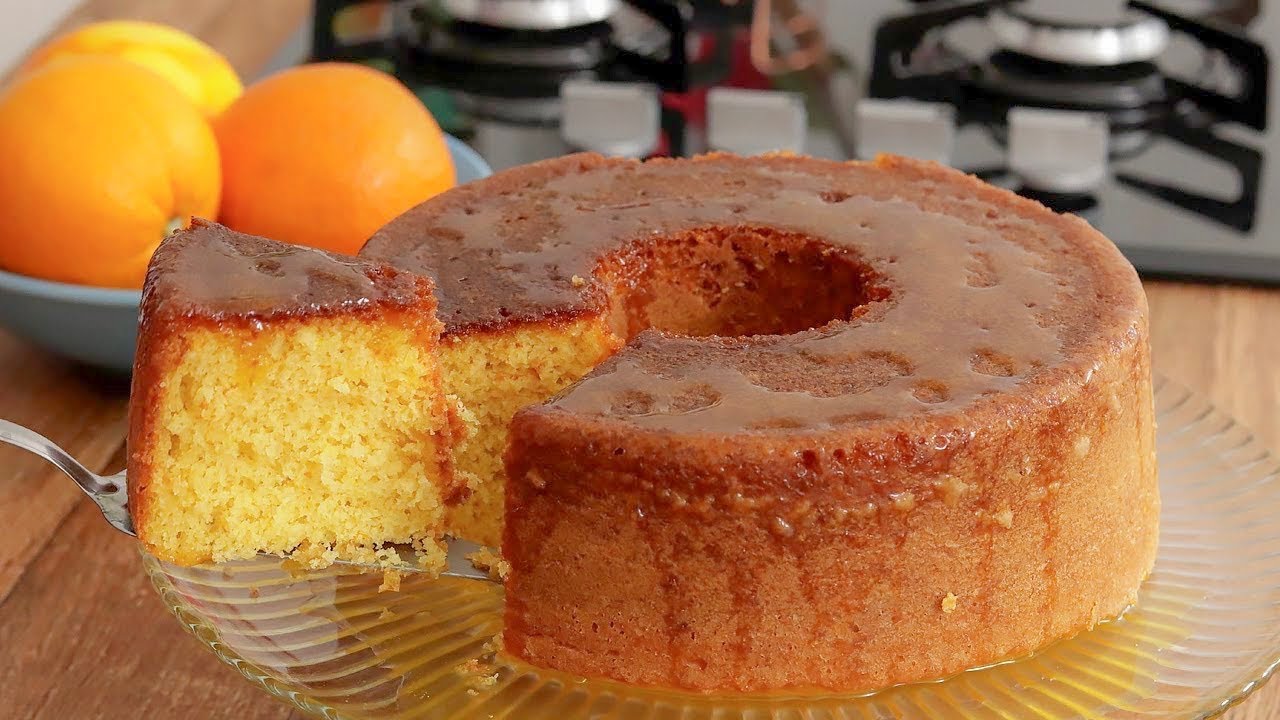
707;88;808;156
560;80;660;159
855;98;955;165
1008;107;1110;194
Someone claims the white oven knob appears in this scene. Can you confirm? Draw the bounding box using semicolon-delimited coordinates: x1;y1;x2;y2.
1008;107;1111;194
855;98;956;165
560;79;660;158
707;88;807;156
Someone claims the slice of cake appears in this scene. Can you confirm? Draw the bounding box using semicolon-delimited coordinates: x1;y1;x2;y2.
128;220;462;568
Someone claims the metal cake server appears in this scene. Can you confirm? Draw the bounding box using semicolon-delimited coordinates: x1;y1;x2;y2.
0;418;492;582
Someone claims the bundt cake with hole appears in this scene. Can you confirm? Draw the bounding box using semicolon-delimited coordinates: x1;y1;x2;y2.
362;153;1159;693
128;220;462;568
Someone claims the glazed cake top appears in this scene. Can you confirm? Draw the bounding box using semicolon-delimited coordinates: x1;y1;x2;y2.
145;220;430;322
363;153;1147;432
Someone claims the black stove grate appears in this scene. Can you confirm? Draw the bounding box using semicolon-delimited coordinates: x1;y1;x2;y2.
867;0;1275;282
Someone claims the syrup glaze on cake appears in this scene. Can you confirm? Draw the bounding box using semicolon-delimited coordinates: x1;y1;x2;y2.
365;154;1159;693
143;218;425;319
364;152;1134;435
129;220;460;568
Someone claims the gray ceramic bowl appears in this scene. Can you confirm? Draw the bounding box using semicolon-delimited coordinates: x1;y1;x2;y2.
0;136;491;374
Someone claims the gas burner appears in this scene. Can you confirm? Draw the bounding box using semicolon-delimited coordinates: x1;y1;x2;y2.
405;20;614;114
973;51;1166;119
442;0;620;30
872;0;1268;134
400;11;622;167
868;0;1268;229
393;0;753;166
304;0;1280;285
988;2;1171;66
968;51;1169;154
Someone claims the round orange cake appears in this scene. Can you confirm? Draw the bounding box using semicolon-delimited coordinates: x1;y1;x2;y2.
363;153;1160;693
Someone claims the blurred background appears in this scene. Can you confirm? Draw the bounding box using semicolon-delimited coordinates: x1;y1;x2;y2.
287;0;1277;284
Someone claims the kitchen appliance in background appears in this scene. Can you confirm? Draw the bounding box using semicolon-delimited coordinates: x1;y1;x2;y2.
312;0;836;168
311;1;1279;284
863;0;1275;282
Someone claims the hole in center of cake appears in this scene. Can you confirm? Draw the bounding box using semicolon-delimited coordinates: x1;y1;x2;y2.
600;226;889;339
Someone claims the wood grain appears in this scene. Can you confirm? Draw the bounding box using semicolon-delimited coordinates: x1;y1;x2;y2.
1146;281;1280;720
0;1;1276;718
0;454;294;720
0;334;127;603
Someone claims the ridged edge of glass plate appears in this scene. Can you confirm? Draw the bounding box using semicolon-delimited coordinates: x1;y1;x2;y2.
142;375;1280;719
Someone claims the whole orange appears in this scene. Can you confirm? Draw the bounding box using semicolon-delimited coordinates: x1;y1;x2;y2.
22;20;243;117
0;56;220;288
215;63;455;255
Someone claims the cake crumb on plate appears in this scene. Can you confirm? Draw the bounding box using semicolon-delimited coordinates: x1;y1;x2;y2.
467;547;511;581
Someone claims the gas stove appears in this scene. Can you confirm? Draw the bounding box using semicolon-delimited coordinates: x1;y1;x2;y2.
313;0;792;168
310;0;1279;284
859;0;1275;283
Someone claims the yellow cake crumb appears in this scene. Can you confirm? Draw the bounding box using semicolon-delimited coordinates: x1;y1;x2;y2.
379;570;402;593
456;659;499;691
942;592;959;614
439;320;619;545
447;394;478;442
411;536;448;575
483;631;504;656
571;274;587;287
467;547;511;581
139;318;454;569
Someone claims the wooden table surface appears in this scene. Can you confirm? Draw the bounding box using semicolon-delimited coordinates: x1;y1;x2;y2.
0;1;1277;718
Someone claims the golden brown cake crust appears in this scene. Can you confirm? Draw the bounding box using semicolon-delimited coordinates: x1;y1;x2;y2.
364;153;1142;424
146;218;431;322
366;154;1159;692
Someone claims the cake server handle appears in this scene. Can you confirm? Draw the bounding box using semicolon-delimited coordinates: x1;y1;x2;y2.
0;418;135;536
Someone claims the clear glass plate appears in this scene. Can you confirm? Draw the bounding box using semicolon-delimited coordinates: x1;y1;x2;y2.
142;377;1280;719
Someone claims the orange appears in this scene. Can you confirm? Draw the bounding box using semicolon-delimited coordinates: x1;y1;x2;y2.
214;62;455;255
22;20;243;117
0;57;220;288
